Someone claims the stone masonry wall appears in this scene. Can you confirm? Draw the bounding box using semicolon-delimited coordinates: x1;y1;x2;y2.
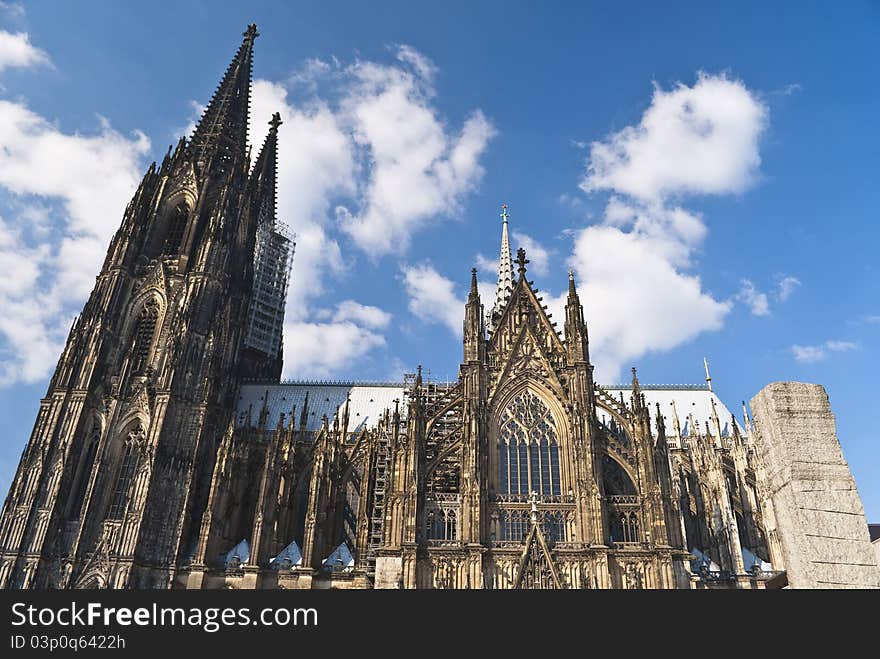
750;382;879;588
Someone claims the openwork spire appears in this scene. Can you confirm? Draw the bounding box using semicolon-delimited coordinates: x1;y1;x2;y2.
188;24;258;171
490;204;514;327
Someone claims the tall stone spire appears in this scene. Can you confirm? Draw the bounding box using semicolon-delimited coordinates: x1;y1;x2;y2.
564;269;590;363
188;24;258;171
490;204;514;328
241;111;294;381
250;112;282;226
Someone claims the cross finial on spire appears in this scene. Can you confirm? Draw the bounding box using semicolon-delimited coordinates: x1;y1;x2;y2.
268;112;283;130
243;24;260;40
516;247;529;275
500;204;509;223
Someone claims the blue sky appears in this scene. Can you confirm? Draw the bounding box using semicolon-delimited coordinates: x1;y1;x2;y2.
0;1;877;519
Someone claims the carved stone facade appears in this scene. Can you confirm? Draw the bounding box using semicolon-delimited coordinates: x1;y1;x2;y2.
1;26;877;590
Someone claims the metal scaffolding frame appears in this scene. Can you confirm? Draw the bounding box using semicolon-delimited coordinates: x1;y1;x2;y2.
244;219;294;359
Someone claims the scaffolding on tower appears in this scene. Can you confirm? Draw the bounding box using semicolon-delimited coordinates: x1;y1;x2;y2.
244;219;295;359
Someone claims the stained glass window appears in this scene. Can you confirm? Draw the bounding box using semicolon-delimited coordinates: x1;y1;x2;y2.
498;390;560;497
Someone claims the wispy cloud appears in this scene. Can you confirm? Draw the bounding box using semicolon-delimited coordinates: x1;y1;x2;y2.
775;275;801;301
736;279;770;316
790;339;857;363
735;274;800;316
0;2;25;20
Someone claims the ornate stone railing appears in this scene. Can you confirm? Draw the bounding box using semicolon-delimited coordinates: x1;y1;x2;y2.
490;540;526;549
606;495;638;506
610;541;643;550
552;542;590;550
493;493;575;504
427;493;461;504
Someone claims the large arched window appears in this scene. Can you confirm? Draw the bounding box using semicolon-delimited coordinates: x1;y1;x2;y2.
130;300;159;375
69;426;100;519
162;203;189;255
107;424;145;520
498;390;561;498
602;454;636;495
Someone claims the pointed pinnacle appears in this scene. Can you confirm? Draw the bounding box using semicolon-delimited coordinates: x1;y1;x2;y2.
188;25;258;168
568;269;578;297
515;247;529;275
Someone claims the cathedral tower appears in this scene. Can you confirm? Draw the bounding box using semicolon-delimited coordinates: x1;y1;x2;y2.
0;25;289;589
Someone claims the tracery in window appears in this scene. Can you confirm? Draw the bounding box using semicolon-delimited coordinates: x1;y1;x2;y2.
498;390;560;498
162;203;189;255
107;424;145;520
609;511;641;543
499;509;566;543
602;454;636;495
70;426;100;519
425;507;457;541
131;300;159;375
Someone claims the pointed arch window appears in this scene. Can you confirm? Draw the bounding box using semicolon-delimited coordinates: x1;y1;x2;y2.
498;390;560;498
130;300;159;375
162;203;189;256
107;425;145;520
70;426;100;519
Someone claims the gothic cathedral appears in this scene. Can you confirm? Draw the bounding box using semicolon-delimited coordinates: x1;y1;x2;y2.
1;26;877;590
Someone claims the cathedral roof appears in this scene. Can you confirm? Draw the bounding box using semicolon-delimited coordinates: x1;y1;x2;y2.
236;381;739;438
600;385;741;439
237;382;405;433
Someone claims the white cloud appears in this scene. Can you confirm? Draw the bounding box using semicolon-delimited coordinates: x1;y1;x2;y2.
282;321;386;377
0;100;150;386
247;48;492;379
0;31;50;72
477;279;497;313
250;78;356;324
736;279;770;317
476;253;499;274
401;263;464;337
733;274;799;316
572;72;767;380
511;231;549;276
332;300;392;329
568;226;730;377
776;275;800;301
337;49;495;255
791;340;857;363
581;72;767;201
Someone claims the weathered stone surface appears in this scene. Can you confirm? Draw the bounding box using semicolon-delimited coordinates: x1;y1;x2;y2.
374;556;402;589
750;382;880;588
